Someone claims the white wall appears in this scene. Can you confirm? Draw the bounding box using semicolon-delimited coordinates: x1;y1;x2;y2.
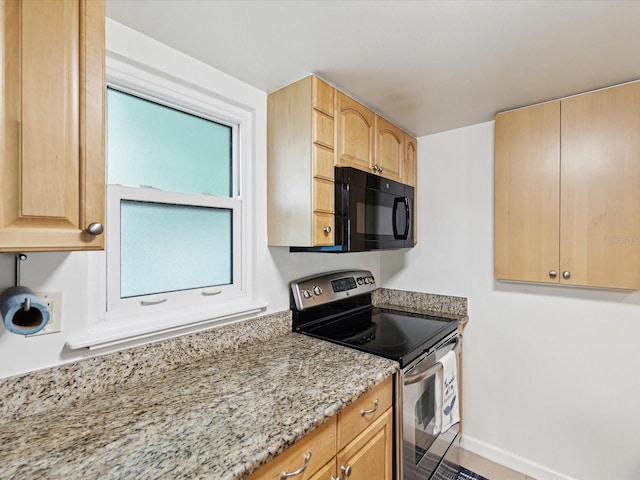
0;21;380;379
381;121;640;480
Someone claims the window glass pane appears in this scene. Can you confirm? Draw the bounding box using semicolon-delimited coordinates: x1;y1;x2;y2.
107;88;232;197
120;201;232;298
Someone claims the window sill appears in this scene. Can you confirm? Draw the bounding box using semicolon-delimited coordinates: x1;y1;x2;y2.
66;300;269;351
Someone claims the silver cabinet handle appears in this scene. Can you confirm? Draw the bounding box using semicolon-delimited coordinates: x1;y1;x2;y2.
87;222;104;235
562;271;571;279
341;465;352;477
323;225;332;234
140;298;168;306
280;452;312;479
372;165;379;172
549;270;557;279
360;398;379;416
378;166;384;173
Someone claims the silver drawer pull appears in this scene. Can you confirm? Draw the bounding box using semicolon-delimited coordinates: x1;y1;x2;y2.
360;398;379;416
280;452;312;479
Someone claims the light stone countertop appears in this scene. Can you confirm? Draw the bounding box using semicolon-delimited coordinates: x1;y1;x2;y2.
0;332;397;480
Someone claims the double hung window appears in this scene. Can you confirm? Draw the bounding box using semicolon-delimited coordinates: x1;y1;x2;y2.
105;85;244;320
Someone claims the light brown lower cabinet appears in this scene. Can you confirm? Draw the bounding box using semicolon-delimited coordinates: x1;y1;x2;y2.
335;410;393;480
247;377;393;480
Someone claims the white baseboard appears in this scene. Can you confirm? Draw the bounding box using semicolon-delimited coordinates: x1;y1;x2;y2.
460;434;579;480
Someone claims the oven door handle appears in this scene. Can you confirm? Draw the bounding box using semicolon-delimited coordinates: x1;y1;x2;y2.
403;337;459;386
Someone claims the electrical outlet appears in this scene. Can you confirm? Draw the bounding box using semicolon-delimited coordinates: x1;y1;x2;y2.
28;291;63;336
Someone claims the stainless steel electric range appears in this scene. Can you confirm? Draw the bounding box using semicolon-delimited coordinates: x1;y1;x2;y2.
290;270;461;480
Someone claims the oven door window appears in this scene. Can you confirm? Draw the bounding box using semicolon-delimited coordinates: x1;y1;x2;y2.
403;362;441;478
414;376;437;459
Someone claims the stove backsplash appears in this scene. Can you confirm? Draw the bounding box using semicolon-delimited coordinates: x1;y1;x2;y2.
372;288;467;318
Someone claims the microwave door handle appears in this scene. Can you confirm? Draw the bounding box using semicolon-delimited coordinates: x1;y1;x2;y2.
392;197;410;240
403;196;410;239
392;197;401;239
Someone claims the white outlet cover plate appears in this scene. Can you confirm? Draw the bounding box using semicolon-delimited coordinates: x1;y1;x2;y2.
29;291;62;336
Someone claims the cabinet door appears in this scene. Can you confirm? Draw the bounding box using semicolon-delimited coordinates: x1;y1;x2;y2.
560;82;640;289
0;0;105;252
336;409;393;480
403;134;417;187
404;134;417;243
375;116;403;181
336;92;375;173
494;102;561;283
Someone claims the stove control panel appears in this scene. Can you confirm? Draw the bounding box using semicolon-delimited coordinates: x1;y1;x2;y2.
290;270;377;311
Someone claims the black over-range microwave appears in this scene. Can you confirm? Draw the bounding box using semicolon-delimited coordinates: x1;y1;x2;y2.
291;167;415;253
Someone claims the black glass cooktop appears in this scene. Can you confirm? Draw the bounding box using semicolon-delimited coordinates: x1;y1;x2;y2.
298;306;457;368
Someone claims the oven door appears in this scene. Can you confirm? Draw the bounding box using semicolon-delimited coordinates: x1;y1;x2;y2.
336;167;414;251
400;336;459;480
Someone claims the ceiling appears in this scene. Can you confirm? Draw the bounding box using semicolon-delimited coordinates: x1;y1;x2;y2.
106;0;640;136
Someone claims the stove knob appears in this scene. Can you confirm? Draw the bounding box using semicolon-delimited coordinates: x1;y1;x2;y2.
312;285;323;296
302;289;312;299
369;275;375;285
364;277;371;284
357;277;364;285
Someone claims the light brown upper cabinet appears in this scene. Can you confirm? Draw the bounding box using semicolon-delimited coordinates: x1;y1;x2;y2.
267;75;336;247
403;133;418;188
404;133;418;243
374;116;403;182
495;101;561;284
336;92;376;174
0;0;105;252
268;74;418;248
495;81;640;289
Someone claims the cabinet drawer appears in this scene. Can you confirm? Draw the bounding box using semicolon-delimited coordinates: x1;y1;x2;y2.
313;110;334;149
312;76;334;117
313;144;334;181
313;212;334;246
313;178;334;213
247;417;337;480
338;377;393;450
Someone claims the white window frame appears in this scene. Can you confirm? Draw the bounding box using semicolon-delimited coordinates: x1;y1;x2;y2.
106;183;243;313
71;48;263;350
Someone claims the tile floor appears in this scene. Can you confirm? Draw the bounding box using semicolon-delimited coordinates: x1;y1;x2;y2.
457;448;537;480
